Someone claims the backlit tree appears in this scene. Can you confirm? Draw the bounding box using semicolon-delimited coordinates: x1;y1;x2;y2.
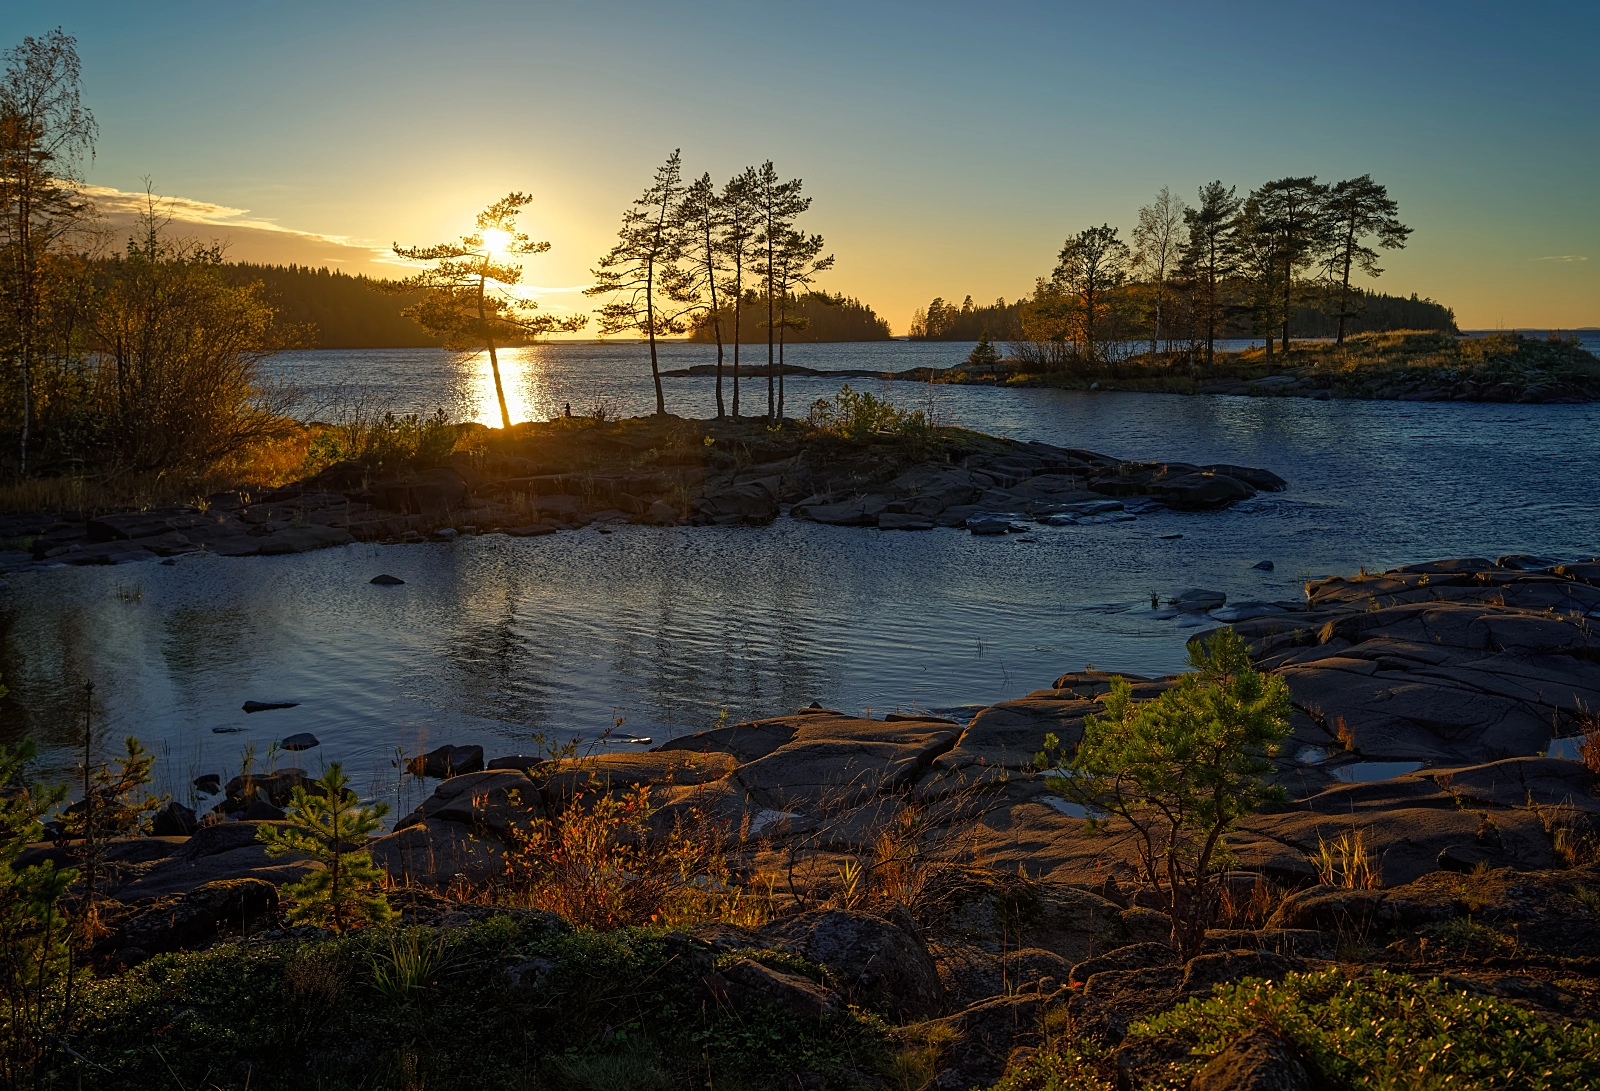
390;193;584;429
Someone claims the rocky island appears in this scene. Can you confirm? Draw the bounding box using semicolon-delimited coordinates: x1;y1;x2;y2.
0;413;1282;572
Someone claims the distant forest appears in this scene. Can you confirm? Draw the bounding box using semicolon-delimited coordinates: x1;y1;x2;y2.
910;289;1456;342
687;291;891;343
220;264;440;348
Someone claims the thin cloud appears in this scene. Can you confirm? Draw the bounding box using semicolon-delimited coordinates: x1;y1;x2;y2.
1534;254;1588;262
80;184;359;247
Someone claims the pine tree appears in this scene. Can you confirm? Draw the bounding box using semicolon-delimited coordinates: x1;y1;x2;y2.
0;737;74;1087
258;764;392;933
587;151;689;417
389;193;585;429
967;332;1000;367
1180;182;1241;367
1321;175;1410;345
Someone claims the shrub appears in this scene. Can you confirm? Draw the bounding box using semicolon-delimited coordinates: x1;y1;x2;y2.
302;403;459;478
498;784;746;930
1136;969;1600;1090
258;764;391;932
1050;628;1290;958
807;384;929;441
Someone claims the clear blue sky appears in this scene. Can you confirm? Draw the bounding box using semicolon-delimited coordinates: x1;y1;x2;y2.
6;0;1597;330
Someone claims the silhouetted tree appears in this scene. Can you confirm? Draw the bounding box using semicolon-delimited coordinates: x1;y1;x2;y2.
770;228;832;418
753;162;809;420
0;28;96;474
1240;177;1327;353
1052;225;1129;361
667;172;728;417
719;167;758;418
391;193;583;428
1321;175;1410;345
588;151;687;417
1180;182;1241;366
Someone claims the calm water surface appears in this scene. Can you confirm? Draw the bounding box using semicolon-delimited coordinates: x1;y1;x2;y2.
4;340;1597;813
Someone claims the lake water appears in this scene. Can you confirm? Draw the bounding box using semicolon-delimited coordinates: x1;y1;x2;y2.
4;338;1597;815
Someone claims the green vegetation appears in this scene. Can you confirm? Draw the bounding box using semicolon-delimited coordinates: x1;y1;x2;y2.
259;764;392;933
689;290;891;345
0;737;74;1087
1233;328;1600;392
806;384;934;444
1048;629;1290;958
994;970;1600;1091
64;916;887;1090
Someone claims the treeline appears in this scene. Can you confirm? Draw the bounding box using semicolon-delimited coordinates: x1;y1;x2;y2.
910;288;1454;343
925;175;1433;369
220;264;439;349
0;31;303;481
688;291;889;344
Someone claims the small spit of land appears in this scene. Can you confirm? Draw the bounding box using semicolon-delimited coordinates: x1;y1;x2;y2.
937;330;1600;403
18;555;1600;1088
666;330;1600;404
0;412;1282;573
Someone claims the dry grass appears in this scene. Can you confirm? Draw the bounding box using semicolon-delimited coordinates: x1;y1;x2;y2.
1314;829;1382;889
1234;329;1600;382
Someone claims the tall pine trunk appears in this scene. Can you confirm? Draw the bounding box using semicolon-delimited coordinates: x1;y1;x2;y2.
479;269;511;428
646;258;664;416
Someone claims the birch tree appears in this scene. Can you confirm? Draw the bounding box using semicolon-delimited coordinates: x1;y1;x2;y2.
1131;186;1187;355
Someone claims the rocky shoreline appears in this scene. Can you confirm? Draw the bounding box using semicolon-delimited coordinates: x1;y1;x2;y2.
24;554;1600;1087
0;416;1282;573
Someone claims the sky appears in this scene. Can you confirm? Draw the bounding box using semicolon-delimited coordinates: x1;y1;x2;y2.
6;1;1597;333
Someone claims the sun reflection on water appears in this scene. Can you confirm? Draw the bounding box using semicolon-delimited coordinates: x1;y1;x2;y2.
460;345;559;426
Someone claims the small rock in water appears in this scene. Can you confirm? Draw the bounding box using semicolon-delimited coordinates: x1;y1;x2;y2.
370;574;405;585
193;773;222;795
1174;588;1227;612
1252;560;1274;571
407;743;485;779
1159;534;1183;540
242;700;298;713
435;528;459;541
211;726;245;734
281;732;320;751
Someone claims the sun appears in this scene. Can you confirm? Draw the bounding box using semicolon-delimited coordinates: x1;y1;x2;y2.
481;227;511;255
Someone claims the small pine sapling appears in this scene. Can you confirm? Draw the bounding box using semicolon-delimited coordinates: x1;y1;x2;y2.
258;763;392;932
60;732;162;934
967;332;1000;367
1052;628;1290;958
0;738;75;1086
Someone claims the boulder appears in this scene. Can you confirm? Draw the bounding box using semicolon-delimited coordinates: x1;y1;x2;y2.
117;821;315;899
257;525;354;555
920;991;1062;1090
759;908;942;1019
368;818;507;886
393;769;538;834
1156;473;1256;511
1174;588;1227;612
1179;949;1304;998
407;744;485;779
703;958;843;1020
223;768;312;810
100;878;279;965
694;479;779;524
281;732;319;751
1190;1030;1310;1091
370;574;405;585
151;800;198;837
791;494;890;526
192;774;222;796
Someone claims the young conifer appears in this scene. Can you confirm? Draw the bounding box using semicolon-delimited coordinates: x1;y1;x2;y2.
258;764;391;933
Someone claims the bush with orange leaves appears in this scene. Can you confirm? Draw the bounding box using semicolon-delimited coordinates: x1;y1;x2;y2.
498;785;763;931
